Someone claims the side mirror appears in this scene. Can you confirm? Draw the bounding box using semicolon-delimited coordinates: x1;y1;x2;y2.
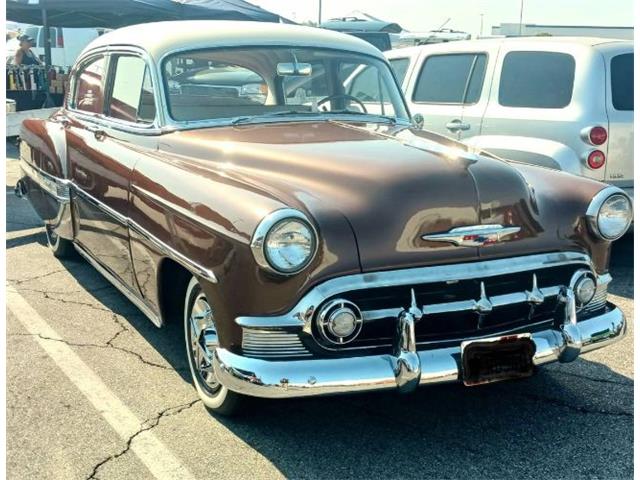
412;113;424;130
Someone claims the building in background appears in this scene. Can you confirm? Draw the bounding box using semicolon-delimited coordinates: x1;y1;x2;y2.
492;23;633;39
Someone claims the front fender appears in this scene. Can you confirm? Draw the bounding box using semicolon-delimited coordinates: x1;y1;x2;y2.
464;135;583;176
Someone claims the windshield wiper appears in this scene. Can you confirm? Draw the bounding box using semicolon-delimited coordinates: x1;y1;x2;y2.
231;110;313;125
323;110;398;124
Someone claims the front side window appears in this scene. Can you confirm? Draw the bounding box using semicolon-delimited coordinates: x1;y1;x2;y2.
611;53;633;111
413;53;487;104
74;55;106;114
107;55;156;124
163;47;409;123
499;51;575;108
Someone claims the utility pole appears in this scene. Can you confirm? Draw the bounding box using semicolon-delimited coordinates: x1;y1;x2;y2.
519;0;524;36
318;0;322;26
479;13;484;38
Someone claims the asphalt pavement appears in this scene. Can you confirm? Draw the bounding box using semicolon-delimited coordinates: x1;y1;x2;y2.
5;140;634;479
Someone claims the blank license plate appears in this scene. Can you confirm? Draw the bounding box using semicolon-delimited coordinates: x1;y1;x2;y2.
461;334;536;386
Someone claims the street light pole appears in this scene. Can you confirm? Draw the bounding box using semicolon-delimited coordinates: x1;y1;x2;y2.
318;0;322;26
519;0;524;36
479;13;484;38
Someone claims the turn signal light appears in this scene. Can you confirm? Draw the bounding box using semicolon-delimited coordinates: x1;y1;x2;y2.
587;150;606;169
589;126;608;145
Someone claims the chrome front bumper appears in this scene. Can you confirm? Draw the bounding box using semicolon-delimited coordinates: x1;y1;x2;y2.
213;304;625;399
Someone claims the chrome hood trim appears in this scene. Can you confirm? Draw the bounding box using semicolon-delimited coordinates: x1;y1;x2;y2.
422;224;521;247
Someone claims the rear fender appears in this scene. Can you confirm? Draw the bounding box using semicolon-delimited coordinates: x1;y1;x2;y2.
19;116;73;240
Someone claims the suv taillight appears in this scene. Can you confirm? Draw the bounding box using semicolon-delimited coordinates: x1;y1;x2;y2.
588;126;607;145
57;29;64;47
587;150;606;169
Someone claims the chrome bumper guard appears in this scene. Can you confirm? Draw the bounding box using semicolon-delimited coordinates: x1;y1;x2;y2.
213;302;625;399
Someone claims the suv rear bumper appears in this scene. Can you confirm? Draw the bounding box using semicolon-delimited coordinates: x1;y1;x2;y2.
213;304;625;399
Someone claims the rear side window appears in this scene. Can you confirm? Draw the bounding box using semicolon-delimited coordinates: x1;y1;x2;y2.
389;58;410;84
74;55;106;114
413;53;487;104
611;53;633;111
107;55;156;124
499;51;575;108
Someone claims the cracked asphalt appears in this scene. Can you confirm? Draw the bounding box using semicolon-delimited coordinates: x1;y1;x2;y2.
5;141;634;479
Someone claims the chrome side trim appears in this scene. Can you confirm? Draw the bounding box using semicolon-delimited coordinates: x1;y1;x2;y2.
132;184;247;245
19;158;71;203
73;184;218;283
74;243;162;327
236;252;594;329
422;224;521;247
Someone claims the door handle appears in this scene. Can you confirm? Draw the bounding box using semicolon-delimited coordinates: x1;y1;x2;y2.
86;124;106;141
446;119;471;132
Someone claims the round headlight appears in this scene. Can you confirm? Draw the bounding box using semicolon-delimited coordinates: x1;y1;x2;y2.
251;209;317;275
265;219;315;273
587;188;633;241
597;194;632;240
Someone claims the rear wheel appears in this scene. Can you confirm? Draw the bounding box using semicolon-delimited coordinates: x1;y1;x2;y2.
184;276;245;416
45;224;75;258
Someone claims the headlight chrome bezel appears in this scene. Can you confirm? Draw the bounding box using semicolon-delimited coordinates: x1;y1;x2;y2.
586;186;633;241
251;208;318;275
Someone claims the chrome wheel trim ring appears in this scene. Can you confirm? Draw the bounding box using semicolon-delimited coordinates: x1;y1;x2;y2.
45;224;59;248
187;291;221;394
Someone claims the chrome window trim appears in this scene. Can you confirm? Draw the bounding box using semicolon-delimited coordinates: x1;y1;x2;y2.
157;44;412;130
250;208;319;276
586;185;633;240
236;251;595;330
70;45;168;132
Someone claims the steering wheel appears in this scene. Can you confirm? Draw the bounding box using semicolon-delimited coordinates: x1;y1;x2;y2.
317;94;368;113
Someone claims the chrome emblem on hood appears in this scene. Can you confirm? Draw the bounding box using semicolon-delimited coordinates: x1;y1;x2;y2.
421;224;521;247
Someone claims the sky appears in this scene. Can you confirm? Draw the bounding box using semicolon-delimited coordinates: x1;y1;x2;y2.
251;0;634;36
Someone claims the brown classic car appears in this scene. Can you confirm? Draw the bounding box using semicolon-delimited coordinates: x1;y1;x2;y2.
16;21;633;415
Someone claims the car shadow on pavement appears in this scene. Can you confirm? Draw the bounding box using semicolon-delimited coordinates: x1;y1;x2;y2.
609;233;633;300
211;362;632;478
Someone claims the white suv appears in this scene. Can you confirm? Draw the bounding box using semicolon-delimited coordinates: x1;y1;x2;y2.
386;37;633;200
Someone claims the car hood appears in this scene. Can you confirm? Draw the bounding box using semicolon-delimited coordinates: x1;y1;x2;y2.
159;121;605;273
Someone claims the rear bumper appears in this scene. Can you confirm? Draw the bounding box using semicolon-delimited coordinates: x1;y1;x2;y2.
213;304;625;399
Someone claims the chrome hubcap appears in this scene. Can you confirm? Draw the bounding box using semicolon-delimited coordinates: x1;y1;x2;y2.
188;292;220;392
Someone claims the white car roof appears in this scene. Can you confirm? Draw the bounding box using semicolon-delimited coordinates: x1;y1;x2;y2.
386;36;632;57
80;20;384;62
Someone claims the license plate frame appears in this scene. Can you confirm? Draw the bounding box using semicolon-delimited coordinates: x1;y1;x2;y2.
461;333;536;386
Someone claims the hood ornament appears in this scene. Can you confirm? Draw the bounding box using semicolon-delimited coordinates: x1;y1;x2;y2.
422;224;521;247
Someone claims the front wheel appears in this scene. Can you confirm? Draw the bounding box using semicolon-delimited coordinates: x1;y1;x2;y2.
184;276;245;416
45;224;75;258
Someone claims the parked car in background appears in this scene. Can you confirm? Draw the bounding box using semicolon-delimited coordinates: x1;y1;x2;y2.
386;37;634;201
6;25;102;67
16;21;632;416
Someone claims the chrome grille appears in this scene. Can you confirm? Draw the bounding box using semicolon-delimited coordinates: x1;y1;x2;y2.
242;329;311;358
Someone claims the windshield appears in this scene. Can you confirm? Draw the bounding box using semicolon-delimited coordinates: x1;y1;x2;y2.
163;47;410;124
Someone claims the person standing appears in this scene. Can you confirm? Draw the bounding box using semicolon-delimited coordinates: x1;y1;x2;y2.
14;34;43;66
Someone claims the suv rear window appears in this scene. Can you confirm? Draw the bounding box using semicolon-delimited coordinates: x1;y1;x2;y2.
499;51;575;108
413;53;487;104
611;53;633;111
